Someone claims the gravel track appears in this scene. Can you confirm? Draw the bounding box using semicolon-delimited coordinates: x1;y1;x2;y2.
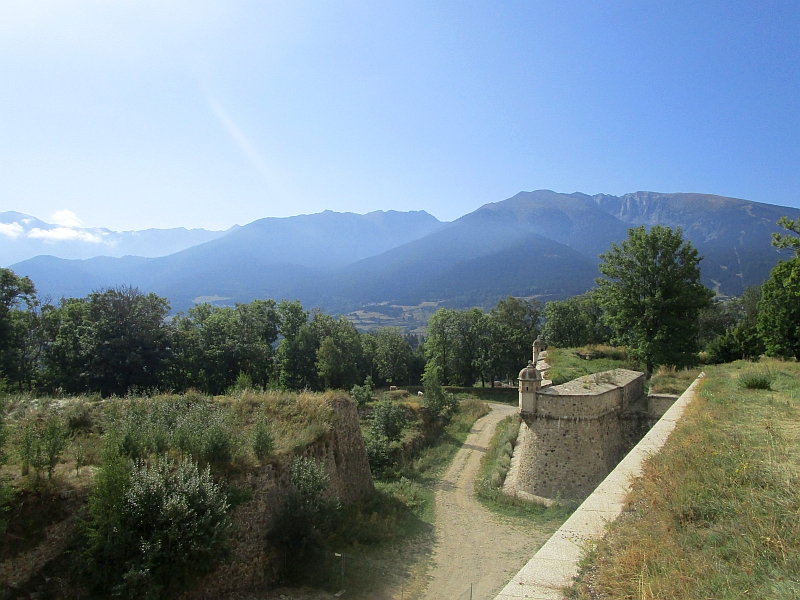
420;403;552;600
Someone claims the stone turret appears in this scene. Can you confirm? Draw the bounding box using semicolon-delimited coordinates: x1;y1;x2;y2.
518;361;542;415
532;336;545;365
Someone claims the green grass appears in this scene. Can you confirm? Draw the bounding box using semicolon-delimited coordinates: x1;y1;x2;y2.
567;359;800;599
738;367;775;390
545;346;630;385
649;365;703;395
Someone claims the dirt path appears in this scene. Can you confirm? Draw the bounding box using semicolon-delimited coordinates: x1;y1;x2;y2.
420;403;553;600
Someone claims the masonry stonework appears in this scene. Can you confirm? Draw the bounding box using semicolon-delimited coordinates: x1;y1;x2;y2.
512;368;662;500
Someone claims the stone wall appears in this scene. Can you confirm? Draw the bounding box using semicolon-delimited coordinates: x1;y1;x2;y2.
182;396;373;599
533;369;645;419
511;369;648;500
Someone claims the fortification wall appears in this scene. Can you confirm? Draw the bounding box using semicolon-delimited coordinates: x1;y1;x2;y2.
183;396;373;599
514;413;626;499
534;369;645;419
512;369;648;501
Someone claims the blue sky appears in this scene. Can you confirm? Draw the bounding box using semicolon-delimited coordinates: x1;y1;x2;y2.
1;1;798;231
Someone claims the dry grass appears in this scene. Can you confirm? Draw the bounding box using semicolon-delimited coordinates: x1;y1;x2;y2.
568;359;800;599
648;365;702;395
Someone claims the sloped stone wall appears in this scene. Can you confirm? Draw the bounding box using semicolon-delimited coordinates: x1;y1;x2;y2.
513;369;648;500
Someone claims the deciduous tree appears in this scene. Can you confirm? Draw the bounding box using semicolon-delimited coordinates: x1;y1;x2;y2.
757;256;800;360
596;225;712;373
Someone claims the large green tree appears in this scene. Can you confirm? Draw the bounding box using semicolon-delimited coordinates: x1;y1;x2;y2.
488;297;542;381
0;269;38;389
756;216;800;360
372;327;413;385
596;225;712;373
171;300;279;394
758;256;800;360
312;313;364;390
541;299;586;348
82;287;172;396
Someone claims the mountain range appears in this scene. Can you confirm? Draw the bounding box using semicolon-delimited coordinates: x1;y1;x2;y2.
7;191;800;315
0;211;233;265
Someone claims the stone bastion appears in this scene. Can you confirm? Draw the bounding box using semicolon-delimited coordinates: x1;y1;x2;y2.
509;368;674;501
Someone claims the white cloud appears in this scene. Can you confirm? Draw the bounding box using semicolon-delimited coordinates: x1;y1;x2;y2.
50;209;83;227
0;222;24;238
28;227;102;243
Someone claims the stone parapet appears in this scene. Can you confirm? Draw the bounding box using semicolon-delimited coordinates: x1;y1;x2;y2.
535;369;644;419
494;374;705;600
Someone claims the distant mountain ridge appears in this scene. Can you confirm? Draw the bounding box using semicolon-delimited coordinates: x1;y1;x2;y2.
0;211;233;266
8;191;800;313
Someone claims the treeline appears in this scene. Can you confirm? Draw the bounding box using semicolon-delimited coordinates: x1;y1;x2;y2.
0;275;427;396
0;270;542;396
539;217;800;367
424;298;541;386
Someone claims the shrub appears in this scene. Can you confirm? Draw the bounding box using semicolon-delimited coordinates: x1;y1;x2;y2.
422;364;456;419
350;378;373;408
227;371;254;395
739;369;774;390
84;454;230;598
16;410;68;479
268;457;338;583
251;409;274;460
363;431;393;474
370;399;407;442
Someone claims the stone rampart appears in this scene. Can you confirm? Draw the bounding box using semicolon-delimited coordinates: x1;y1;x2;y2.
534;369;645;419
511;369;647;500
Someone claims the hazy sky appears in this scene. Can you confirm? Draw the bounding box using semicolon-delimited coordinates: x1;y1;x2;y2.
1;1;799;231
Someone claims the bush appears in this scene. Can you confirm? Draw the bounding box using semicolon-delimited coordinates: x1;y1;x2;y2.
422;364;456;419
350;377;373;408
268;456;338;583
43;411;68;478
363;431;394;474
739;369;774;390
84;454;230;598
705;325;764;364
16;410;68;479
252;409;274;460
370;399;407;442
227;371;254;395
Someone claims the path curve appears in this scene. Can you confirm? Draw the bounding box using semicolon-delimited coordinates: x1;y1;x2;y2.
420;402;552;600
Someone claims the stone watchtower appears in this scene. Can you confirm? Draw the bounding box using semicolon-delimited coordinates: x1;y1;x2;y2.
532;336;545;365
518;361;542;415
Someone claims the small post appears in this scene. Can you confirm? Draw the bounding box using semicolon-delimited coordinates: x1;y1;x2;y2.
334;552;345;595
470;582;473;599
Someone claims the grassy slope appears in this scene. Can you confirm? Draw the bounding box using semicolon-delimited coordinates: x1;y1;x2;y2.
568;359;800;599
0;389;491;598
545;346;630;385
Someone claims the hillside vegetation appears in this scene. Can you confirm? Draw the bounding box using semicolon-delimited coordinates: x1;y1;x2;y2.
0;384;491;598
568;359;800;599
